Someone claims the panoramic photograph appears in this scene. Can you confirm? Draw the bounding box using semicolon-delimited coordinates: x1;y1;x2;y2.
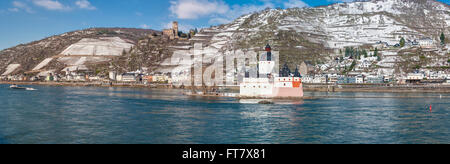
0;0;449;150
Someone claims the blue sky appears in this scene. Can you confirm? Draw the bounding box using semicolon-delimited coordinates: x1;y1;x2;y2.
0;0;449;50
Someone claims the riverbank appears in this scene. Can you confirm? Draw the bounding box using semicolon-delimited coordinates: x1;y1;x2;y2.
0;81;172;89
1;81;450;93
303;84;450;93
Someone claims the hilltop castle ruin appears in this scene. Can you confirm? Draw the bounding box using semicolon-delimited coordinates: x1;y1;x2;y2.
163;21;179;40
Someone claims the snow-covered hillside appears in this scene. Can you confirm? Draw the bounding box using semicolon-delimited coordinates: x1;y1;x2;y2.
161;0;449;79
210;0;449;49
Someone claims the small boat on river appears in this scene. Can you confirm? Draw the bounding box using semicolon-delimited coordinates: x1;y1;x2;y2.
10;85;36;90
10;85;26;90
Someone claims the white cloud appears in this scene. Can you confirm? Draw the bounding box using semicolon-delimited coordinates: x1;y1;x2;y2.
327;0;356;3
140;24;151;29
31;0;70;11
169;0;229;19
75;0;96;10
9;1;34;13
169;0;275;25
13;1;27;8
163;22;195;32
228;2;274;19
207;1;274;24
284;0;309;9
8;8;20;12
208;17;231;24
28;0;96;11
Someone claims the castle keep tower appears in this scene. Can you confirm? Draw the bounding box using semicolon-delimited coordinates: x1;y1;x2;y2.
259;44;275;75
163;21;179;39
173;21;179;38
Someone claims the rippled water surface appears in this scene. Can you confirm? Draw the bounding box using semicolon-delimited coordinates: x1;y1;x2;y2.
0;84;448;144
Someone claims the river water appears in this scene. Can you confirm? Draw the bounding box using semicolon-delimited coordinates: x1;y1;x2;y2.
0;84;448;144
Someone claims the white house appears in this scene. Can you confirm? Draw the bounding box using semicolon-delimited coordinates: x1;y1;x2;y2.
358;60;372;68
312;75;327;84
152;75;170;82
319;64;329;71
356;76;364;84
373;41;389;49
365;56;378;62
437;71;449;79
384;75;393;83
301;76;313;83
88;76;101;81
109;72;117;81
327;74;339;84
407;73;424;80
121;73;136;82
418;37;435;49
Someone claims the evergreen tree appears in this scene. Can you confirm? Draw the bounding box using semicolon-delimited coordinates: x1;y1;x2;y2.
345;47;350;57
346;47;355;59
294;66;301;77
129;46;133;53
441;32;446;45
363;49;368;58
356;49;360;59
350;47;354;57
180;33;188;38
374;48;378;57
349;60;356;71
400;37;405;47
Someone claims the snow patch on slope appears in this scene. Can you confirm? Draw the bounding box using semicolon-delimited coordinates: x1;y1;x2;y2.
60;37;133;56
32;58;53;71
2;64;21;76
